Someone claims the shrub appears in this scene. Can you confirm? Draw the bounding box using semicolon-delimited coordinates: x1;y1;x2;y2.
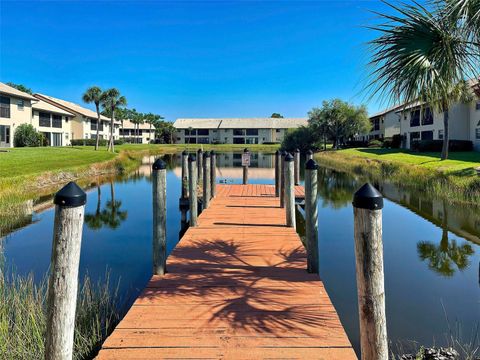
281;126;317;152
14;124;44;147
391;134;402;148
71;139;124;146
368;139;383;148
344;140;368;148
411;140;473;152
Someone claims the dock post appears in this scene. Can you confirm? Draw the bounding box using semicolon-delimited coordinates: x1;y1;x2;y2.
305;159;319;273
152;158;167;275
197;149;203;184
210;150;216;199
352;183;388;360
280;151;286;208
45;182;86;360
306;149;313;161
188;155;198;227
242;148;249;185
284;153;296;228
294;148;300;185
203;152;211;209
274;150;280;197
181;150;189;199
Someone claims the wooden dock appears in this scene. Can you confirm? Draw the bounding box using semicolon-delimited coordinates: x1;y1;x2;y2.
96;184;356;359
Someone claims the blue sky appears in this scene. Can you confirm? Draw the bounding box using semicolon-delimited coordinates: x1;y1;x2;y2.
0;1;394;121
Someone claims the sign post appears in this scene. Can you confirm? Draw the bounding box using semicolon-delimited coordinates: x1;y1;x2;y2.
242;149;250;185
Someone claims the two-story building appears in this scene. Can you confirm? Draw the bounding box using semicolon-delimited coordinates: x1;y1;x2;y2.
32;99;75;146
173;118;308;144
34;93;120;141
357;105;402;142
119;119;156;144
0;82;38;147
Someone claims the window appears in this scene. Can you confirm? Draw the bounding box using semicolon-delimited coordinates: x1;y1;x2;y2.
276;129;281;133
185;129;196;136
0;96;10;118
197;137;209;144
0;125;10;145
372;118;380;131
90;120;103;131
410;110;420;127
246;129;258;136
17;99;24;110
438;129;444;140
422;107;433;125
233;129;245;136
410;132;420;142
52;114;62;128
233;137;245;144
39;112;51;127
476;101;480;110
421;130;433;140
476;128;480;140
197;129;209;136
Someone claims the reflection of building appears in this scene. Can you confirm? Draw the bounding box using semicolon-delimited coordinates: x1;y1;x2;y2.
173;118;307;144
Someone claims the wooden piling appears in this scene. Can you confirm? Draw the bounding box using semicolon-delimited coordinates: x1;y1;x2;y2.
152;158;167;276
352;183;388;360
181;150;189;198
306;149;313;161
294;148;300;185
203;152;211;209
210;150;216;199
197;149;203;184
280;151;286;208
275;150;280;197
305;159;319;273
188;155;198;227
242;148;249;185
284;153;296;228
45;182;86;360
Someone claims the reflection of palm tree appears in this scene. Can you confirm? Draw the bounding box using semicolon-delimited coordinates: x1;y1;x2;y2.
85;185;103;230
417;201;474;277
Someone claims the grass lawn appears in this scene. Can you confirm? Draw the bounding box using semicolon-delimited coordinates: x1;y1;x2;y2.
335;148;480;174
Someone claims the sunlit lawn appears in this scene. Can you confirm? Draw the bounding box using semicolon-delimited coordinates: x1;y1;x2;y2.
336;148;480;173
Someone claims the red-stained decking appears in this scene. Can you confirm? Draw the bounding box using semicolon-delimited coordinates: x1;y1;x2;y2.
96;184;356;360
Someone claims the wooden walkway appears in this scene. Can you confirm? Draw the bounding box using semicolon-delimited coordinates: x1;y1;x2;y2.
97;184;356;360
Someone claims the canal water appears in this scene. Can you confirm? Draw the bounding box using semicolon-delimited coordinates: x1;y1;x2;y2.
2;151;479;356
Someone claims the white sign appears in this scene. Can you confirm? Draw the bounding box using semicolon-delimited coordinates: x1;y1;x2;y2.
241;153;251;166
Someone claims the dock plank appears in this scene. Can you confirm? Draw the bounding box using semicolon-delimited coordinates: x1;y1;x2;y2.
96;184;356;360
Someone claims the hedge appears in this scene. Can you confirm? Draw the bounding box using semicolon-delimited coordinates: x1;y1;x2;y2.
71;139;125;146
411;139;473;152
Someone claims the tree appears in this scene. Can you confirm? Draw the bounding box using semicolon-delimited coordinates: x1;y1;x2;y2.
6;83;32;94
271;113;284;118
14;124;45;147
128;109;144;144
101;88;127;152
144;113;164;143
367;1;478;160
281;126;317;152
308;99;370;148
155;121;176;144
82;86;104;150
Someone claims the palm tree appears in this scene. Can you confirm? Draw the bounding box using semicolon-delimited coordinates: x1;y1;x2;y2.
82;86;104;150
85;185;104;230
101;88;127;152
145;113;164;143
367;2;478;160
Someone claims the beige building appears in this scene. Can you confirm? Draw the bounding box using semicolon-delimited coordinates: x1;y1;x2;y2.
120;119;156;144
34;93;120;141
173;118;308;144
0;82;37;147
32;99;75;146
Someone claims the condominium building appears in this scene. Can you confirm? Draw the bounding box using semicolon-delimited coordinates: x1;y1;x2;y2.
119;119;156;144
173;118;308;144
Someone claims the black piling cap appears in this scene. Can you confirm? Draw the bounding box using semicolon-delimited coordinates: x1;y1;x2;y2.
210;150;215;156
285;153;294;161
54;182;86;207
275;150;280;155
182;150;188;155
188;154;196;162
197;149;203;154
307;149;313;155
203;151;210;158
244;148;249;153
152;158;166;170
305;159;318;170
295;148;300;153
352;183;383;210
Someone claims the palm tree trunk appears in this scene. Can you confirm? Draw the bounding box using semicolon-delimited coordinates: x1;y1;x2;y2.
95;104;100;151
441;108;449;160
109;110;115;152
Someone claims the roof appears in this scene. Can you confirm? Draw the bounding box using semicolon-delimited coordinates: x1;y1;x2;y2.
173;118;308;130
370;103;406;118
0;82;37;101
32;99;75;117
34;93;111;121
122;119;155;130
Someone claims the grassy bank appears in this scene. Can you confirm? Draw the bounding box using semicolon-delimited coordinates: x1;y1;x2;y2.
316;148;480;204
0;267;122;360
